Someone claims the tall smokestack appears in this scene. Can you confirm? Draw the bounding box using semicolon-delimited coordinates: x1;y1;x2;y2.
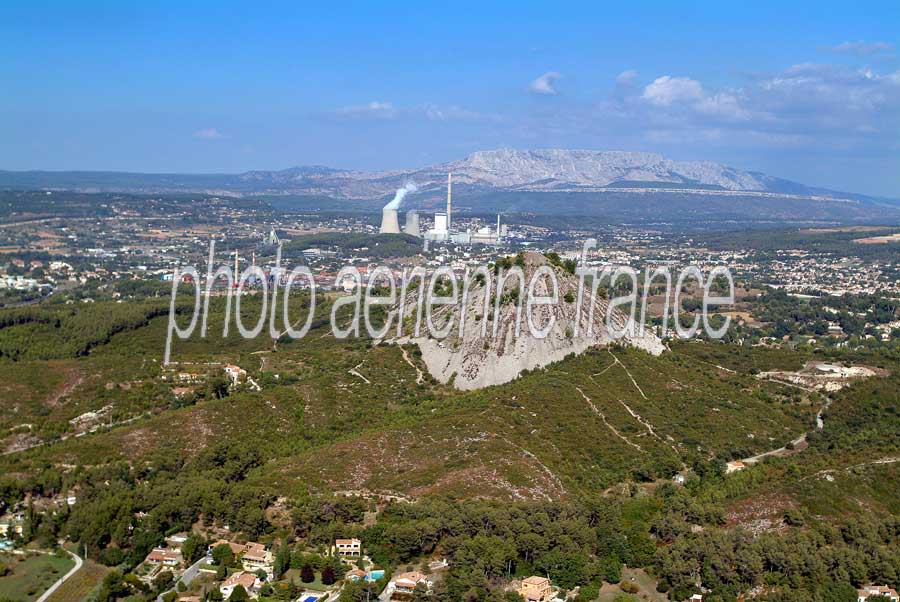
446;173;452;230
380;207;401;234
404;211;421;237
233;250;239;291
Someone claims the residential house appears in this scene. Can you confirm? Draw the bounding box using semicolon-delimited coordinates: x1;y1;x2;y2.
689;595;703;602
345;569;368;582
0;520;23;538
335;538;361;557
725;461;746;474
207;540;272;573
145;547;183;568
520;576;552;602
224;364;247;385
858;585;899;602
208;540;246;556
393;572;430;594
241;542;273;572
220;571;258;599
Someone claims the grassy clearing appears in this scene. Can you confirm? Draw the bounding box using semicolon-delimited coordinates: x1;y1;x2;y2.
279;568;331;591
597;567;668;601
0;552;74;602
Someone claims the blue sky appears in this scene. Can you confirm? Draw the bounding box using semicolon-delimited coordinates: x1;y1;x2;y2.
1;1;899;195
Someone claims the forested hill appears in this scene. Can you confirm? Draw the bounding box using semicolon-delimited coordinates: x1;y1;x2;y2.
0;296;897;600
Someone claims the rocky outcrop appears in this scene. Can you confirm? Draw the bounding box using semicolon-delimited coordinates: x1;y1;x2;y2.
392;252;664;390
433;149;769;191
229;149;817;198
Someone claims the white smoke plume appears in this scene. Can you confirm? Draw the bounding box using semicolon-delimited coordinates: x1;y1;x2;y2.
384;181;418;210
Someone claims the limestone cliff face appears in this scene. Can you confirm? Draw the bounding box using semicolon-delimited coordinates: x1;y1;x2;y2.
392;252;665;390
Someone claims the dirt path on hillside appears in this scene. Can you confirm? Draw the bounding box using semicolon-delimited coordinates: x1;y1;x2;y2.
45;368;83;407
400;346;425;384
804;456;900;481
251;349;270;371
607;349;648;399
349;361;371;384
3;412;147;456
575;386;644;452
615;396;686;468
496;434;567;499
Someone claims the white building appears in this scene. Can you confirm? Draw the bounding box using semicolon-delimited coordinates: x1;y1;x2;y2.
858;585;899;602
426;213;449;241
220;571;258;599
334;538;361;556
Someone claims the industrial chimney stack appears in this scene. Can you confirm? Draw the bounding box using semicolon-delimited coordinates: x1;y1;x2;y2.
446;172;452;230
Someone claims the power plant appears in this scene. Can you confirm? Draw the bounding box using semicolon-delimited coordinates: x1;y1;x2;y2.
379;173;503;246
403;211;421;237
446;172;452;228
425;173;453;241
380;206;401;234
379;182;417;234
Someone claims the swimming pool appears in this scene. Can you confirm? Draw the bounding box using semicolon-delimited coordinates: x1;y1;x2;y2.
367;569;385;581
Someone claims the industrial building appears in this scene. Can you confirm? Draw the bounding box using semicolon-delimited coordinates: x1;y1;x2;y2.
379;182;416;234
425;173;453;241
423;173;503;246
374;172;503;246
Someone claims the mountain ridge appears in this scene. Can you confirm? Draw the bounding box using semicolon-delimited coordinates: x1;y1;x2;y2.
5;149;899;223
0;148;890;203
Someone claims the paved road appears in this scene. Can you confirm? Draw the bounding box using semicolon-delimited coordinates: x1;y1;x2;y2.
36;548;83;602
378;583;395;602
156;557;208;602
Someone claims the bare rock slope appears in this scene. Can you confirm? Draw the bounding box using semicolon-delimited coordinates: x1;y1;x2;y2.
393;252;664;390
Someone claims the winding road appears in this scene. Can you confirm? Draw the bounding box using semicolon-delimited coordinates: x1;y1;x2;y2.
36;548;82;602
739;397;832;467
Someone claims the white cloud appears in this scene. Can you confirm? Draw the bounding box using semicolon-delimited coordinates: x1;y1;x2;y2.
192;128;224;139
529;71;562;95
695;92;752;121
824;40;894;56
518;63;900;158
334;101;396;118
615;69;638;85
421;104;486;122
748;64;900;123
641;76;704;106
331;101;496;123
628;64;900;148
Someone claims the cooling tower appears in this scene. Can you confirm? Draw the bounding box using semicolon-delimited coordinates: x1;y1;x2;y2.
380;207;401;234
404;211;421;237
